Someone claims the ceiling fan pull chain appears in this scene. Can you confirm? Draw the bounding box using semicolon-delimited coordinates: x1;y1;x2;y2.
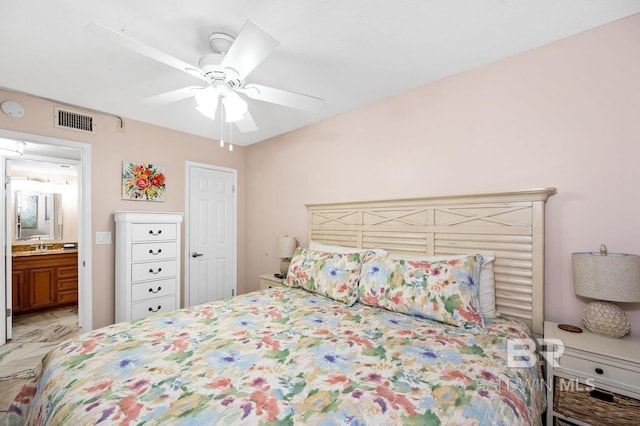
219;97;224;148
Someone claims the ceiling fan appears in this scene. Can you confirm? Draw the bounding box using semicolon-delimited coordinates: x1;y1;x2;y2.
85;20;324;133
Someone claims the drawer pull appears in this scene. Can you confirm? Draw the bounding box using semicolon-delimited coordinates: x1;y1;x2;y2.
148;268;162;274
148;286;162;293
148;305;162;313
148;249;162;255
589;389;614;403
149;230;163;236
595;367;604;375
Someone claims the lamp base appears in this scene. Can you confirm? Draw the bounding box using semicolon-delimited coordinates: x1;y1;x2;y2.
280;258;291;277
582;300;631;338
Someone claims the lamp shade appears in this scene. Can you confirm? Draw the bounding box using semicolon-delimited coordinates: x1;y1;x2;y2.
277;236;296;258
572;251;640;303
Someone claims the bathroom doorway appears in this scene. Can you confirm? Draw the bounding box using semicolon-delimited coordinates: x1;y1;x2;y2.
7;156;79;339
1;130;92;345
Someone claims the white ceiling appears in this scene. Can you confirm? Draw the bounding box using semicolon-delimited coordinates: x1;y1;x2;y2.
8;158;78;180
2;1;639;146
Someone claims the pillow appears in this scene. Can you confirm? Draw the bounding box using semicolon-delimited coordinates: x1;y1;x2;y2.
285;247;362;306
359;252;485;328
309;240;361;253
388;252;497;318
309;240;387;257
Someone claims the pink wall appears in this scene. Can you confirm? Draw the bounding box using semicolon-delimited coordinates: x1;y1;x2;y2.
245;14;640;336
0;90;246;328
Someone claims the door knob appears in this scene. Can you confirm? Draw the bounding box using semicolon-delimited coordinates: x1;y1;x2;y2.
192;252;204;258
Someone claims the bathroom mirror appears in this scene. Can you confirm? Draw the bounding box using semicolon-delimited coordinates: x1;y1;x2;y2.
15;191;63;241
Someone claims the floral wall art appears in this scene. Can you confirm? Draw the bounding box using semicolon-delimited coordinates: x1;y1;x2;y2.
122;161;166;201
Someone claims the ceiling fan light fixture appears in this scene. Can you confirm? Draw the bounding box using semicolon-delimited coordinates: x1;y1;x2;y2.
195;87;220;119
195;86;219;106
222;91;248;122
196;104;217;120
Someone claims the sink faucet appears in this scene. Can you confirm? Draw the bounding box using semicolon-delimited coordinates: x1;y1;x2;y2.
31;237;46;251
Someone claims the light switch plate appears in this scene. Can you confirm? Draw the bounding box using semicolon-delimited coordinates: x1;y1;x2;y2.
96;231;112;245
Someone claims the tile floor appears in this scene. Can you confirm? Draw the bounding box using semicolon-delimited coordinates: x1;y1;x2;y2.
0;307;80;417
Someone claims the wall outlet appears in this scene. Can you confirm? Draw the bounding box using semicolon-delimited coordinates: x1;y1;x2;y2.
96;231;112;245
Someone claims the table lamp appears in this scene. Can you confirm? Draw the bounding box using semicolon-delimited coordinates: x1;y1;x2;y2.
277;235;297;277
572;244;640;338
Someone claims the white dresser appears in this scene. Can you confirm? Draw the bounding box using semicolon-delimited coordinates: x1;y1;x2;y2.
114;211;183;322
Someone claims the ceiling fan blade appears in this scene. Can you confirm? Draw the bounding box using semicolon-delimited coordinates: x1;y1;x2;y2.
242;84;324;111
141;86;203;105
85;22;205;81
233;110;258;133
221;20;279;79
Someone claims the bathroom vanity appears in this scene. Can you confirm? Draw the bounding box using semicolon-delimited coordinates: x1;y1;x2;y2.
12;249;78;314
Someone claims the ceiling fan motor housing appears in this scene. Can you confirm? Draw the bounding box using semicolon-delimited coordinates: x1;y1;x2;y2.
199;33;243;90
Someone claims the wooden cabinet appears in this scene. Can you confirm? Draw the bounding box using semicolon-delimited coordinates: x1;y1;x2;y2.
29;267;56;308
12;269;28;313
12;251;78;314
544;321;640;425
115;211;183;323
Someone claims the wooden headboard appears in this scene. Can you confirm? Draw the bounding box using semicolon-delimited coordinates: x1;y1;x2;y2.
306;188;556;336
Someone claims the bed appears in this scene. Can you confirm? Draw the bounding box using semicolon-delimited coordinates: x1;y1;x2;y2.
10;188;555;425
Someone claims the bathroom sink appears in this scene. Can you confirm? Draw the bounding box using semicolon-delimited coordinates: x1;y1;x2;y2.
13;248;73;257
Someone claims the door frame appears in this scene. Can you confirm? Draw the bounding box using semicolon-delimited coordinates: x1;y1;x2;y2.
183;161;237;307
1;129;92;345
1;155;8;340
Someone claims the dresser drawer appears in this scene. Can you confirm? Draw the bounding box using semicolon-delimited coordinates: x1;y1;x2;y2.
131;223;177;242
259;274;286;290
131;260;177;282
559;352;640;391
131;296;176;319
131;242;177;262
131;278;176;302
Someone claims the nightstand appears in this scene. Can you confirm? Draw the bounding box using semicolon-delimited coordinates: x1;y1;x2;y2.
544;321;640;425
259;274;286;290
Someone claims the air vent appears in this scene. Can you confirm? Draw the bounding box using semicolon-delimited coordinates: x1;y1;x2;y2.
54;107;95;133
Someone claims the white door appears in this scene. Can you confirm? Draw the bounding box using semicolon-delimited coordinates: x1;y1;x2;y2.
185;162;237;306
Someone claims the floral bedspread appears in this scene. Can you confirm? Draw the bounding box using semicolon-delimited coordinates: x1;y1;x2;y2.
11;288;545;425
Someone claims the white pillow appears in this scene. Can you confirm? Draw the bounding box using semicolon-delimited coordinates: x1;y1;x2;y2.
309;240;387;256
387;251;497;318
309;240;360;253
